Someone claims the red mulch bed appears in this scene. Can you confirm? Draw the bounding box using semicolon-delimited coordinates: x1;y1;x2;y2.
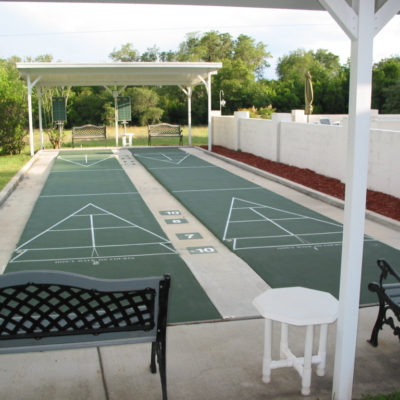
201;145;400;222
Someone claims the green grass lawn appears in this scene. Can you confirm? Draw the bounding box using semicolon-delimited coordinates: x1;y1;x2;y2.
0;152;32;191
0;125;209;192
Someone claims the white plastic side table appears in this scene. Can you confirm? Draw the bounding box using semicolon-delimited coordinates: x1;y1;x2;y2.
253;287;339;396
122;133;134;147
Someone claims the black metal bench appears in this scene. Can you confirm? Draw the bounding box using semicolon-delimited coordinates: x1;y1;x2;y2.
148;124;183;146
0;270;171;400
368;259;400;347
72;124;107;148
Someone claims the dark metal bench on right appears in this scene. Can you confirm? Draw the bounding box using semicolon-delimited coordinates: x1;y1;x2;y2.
148;123;183;146
368;259;400;346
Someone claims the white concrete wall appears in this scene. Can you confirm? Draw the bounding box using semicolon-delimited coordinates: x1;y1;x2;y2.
371;115;400;131
368;129;400;198
239;118;276;160
211;113;400;199
212;116;235;149
279;122;347;181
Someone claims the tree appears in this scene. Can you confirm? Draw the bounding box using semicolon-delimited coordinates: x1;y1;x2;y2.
382;79;400;113
372;56;400;111
128;87;163;125
233;34;271;79
0;60;28;155
109;44;140;62
140;46;160;62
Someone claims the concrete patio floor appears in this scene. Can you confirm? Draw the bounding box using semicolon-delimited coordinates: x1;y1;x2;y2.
0;146;399;400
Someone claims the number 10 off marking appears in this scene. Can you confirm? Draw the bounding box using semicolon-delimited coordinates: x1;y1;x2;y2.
187;246;217;255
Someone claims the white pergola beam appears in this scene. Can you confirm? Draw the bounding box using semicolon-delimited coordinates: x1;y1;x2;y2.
318;0;358;40
374;0;400;35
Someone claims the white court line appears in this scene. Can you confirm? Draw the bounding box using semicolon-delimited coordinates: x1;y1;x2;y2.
251;207;311;247
133;152;190;165
15;203;169;251
40;192;138;198
57;155;115;168
51;169;123;173
234;238;376;251
10;252;177;264
149;166;218;170
223;197;236;240
229;216;306;223
173;187;263;193
16;242;175;252
50;226;142;232
160;153;173;161
228;231;344;241
231;198;343;228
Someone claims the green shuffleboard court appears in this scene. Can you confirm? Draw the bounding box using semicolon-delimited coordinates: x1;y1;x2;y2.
130;147;400;305
6;150;221;323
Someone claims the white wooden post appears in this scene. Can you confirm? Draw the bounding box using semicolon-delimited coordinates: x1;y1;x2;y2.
207;72;212;151
188;86;193;146
179;85;193;146
332;1;374;399
37;86;44;150
114;87;119;147
27;75;35;156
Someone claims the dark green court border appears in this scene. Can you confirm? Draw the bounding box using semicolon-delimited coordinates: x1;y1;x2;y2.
6;149;221;324
130;147;400;305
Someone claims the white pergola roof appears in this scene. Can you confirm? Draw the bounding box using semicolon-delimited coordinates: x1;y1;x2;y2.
16;62;223;87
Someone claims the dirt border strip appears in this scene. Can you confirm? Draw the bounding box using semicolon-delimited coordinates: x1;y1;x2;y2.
196;146;400;233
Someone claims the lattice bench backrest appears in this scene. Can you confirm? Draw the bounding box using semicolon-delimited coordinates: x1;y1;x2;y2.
73;125;106;137
148;124;181;135
0;271;166;341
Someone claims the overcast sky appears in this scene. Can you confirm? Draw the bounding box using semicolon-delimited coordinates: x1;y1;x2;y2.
0;2;399;79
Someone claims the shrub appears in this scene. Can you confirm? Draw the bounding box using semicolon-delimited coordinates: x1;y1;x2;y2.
0;61;28;155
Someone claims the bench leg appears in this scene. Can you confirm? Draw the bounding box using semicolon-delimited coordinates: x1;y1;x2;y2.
179;136;183;146
368;300;386;347
150;340;168;400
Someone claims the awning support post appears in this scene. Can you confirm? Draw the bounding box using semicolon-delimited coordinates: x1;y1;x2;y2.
180;85;193;145
37;87;44;150
26;74;42;156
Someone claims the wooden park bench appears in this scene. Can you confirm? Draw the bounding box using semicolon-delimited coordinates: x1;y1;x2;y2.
368;259;400;347
0;270;171;400
72;124;107;148
148;124;183;146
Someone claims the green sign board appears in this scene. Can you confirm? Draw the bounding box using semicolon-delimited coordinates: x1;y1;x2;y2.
117;97;131;121
52;97;67;122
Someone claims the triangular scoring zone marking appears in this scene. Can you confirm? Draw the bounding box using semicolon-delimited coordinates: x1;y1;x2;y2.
10;203;177;263
133;151;190;165
223;197;375;250
57;154;115;168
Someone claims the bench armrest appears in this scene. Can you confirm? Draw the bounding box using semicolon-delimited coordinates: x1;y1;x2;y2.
377;258;400;286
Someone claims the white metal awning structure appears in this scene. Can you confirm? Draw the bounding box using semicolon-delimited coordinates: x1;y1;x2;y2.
16;62;222;149
8;1;400;400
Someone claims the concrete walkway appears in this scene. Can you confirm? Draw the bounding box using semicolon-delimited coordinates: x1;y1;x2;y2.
0;147;399;400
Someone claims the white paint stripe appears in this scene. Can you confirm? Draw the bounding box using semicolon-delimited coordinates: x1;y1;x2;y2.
18;242;175;252
223;197;236;241
15;203;98;250
251;207;310;246
149;166;217;170
90;215;95;247
51;169;123;173
10;252;177;263
172;187;262;193
40;192;138;198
